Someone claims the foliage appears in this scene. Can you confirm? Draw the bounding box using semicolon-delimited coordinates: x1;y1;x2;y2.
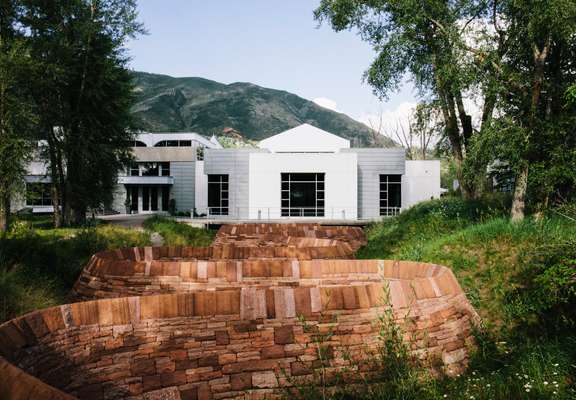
9;0;146;226
314;0;491;199
331;198;576;399
0;11;36;231
358;196;510;259
142;215;214;247
0;220;150;323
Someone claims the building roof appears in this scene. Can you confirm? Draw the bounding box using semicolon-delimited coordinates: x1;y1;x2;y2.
135;132;222;148
258;124;350;153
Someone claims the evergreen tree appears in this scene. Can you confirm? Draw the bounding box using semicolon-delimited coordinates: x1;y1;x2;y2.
21;0;144;225
0;1;35;232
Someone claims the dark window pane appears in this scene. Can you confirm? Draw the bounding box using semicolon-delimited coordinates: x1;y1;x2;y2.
389;175;402;183
180;140;192;147
142;187;150;211
389;184;402;208
151;187;158;211
161;187;170;211
130;187;138;212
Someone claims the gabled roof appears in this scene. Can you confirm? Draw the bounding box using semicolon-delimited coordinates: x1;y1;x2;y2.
258;124;350;153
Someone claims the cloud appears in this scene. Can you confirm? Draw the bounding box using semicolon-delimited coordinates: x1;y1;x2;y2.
356;102;418;139
313;97;339;112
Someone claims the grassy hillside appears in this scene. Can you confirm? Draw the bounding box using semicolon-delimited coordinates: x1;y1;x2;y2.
344;197;576;399
0;217;214;323
131;71;396;147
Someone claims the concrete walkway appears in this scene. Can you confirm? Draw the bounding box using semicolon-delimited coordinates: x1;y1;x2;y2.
97;213;154;229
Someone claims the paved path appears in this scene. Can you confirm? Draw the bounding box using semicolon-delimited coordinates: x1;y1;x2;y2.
97;214;152;229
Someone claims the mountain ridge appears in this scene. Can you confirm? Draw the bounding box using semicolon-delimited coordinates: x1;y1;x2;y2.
131;71;395;147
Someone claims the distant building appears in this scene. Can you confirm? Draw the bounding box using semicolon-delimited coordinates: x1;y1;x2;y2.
15;124;441;220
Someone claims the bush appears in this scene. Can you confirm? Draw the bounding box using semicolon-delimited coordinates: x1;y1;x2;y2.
143;215;214;247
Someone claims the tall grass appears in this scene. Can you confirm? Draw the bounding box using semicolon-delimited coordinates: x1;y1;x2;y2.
0;223;150;323
340;197;576;400
143;215;214;247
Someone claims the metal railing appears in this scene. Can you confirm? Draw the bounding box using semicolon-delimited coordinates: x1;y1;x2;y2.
188;206;401;221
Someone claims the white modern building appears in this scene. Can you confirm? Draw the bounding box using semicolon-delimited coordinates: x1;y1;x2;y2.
16;124;441;221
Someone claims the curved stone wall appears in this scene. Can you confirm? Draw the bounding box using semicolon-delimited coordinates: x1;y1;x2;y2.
0;224;479;400
1;260;477;400
214;223;367;251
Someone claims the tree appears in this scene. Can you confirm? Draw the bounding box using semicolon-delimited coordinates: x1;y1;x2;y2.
465;0;576;220
368;102;442;160
0;2;35;232
315;0;490;199
21;0;144;225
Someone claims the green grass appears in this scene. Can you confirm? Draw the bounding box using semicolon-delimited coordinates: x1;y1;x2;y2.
0;220;150;323
333;197;576;400
143;215;214;247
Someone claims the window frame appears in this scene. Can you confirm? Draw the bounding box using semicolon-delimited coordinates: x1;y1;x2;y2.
281;173;325;217
379;174;402;216
207;174;229;215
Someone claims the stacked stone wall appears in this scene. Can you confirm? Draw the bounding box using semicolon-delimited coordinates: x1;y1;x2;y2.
0;223;479;400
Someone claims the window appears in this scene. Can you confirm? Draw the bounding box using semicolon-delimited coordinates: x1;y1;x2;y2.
160;162;170;176
281;173;325;217
379;175;402;216
141;162;159;177
161;187;170;211
208;175;229;215
129;163;140;176
26;182;52;206
196;147;204;161
154;140;194;147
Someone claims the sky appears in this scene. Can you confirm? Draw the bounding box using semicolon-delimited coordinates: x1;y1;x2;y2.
128;0;419;134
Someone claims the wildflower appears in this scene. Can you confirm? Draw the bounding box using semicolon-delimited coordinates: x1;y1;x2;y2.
544;381;549;385
553;363;559;367
443;395;448;398
524;374;529;379
486;384;491;388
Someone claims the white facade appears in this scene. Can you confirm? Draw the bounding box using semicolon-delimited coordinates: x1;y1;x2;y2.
248;152;357;220
402;160;442;209
15;124;442;220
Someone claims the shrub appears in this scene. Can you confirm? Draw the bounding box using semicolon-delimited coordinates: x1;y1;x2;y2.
143;216;214;247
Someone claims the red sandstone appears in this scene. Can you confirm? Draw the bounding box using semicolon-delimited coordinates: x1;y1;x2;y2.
0;223;479;400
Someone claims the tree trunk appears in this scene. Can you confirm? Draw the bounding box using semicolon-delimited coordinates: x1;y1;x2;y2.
0;194;9;233
511;164;528;222
47;129;63;228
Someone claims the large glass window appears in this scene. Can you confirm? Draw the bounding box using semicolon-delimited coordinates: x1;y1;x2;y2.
208;175;229;215
281;173;325;217
26;183;52;206
379;175;402;216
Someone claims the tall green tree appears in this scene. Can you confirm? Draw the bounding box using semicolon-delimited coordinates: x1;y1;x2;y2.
0;2;35;232
21;0;144;225
314;0;492;199
465;0;576;220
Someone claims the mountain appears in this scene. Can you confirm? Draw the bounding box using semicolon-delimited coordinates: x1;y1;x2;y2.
131;71;395;147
